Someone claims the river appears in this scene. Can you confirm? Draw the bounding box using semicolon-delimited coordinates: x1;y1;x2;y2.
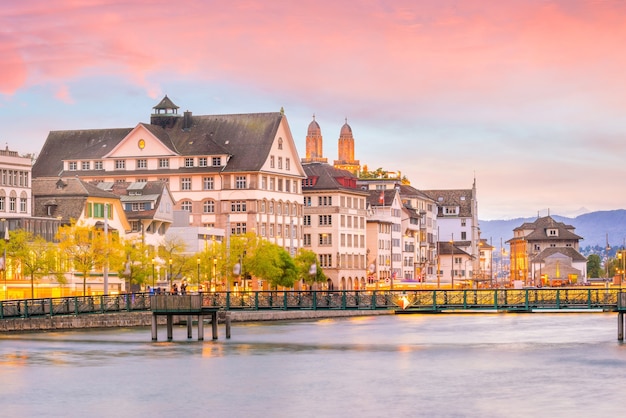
1;312;625;417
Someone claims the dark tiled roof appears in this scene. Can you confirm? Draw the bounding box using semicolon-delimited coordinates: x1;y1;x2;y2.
33;112;285;177
32;177;119;221
515;216;583;241
33;128;133;177
422;189;474;217
367;188;397;207
437;241;471;256
531;247;587;263
152;95;179;110
398;184;435;201
302;162;366;193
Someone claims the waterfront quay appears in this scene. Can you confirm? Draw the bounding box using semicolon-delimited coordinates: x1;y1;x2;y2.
1;288;626;339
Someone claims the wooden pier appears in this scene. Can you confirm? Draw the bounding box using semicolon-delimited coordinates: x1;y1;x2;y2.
150;295;230;341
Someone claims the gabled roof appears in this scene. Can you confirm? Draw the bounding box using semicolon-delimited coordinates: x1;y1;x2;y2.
33;111;287;177
302;162;366;193
515;216;583;241
99;181;173;220
32;177;120;221
422;189;474;217
437;241;472;257
367;188;398;207
531;246;587;263
397;184;435;202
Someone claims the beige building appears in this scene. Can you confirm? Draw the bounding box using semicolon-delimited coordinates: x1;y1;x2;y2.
32;96;306;253
301;162;368;290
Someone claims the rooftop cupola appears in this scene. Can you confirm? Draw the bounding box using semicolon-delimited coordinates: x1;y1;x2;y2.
150;95;181;128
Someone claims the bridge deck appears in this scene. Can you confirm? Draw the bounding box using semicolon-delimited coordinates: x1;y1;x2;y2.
1;289;625;320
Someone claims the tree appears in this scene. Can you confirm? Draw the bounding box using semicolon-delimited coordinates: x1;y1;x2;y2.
158;235;192;290
6;229;56;298
586;254;603;278
57;222;109;296
294;249;327;289
118;237;153;292
247;241;296;289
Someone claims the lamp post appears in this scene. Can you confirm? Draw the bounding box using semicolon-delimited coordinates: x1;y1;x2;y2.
212;256;217;291
450;234;455;290
151;259;155;288
196;257;201;291
2;219;7;300
169;258;173;289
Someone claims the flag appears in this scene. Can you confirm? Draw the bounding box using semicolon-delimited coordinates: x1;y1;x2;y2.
0;254;4;271
379;190;384;204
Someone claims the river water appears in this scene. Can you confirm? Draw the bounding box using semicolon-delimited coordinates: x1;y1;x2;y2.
1;313;625;418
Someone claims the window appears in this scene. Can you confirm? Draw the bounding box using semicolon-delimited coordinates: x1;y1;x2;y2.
94;161;103;170
159;158;169;168
269;201;274;214
0;197;4;211
131;202;145;211
278;138;283;150
9;197;16;212
278;157;282;169
203;177;214;190
232;222;247;235
137;159;147;169
231;201;247;212
20;198;27;213
269;178;275;190
115;160;126;169
261;176;267;189
461;219;466;227
181;200;192;212
158;177;169;184
270;156;275;168
319;215;332;226
319;254;333;268
181;177;191;190
203;200;215;213
303;234;311;246
303;215;311;226
212;157;221;166
277;179;283;191
235;176;247;189
260;201;266;213
285;179;290;192
304;196;311;206
185;158;194;167
68;161;77;171
319;233;332;246
286;158;290;170
461;232;467;240
198;157;208;167
131;221;141;232
319;196;332;206
81;161;90;170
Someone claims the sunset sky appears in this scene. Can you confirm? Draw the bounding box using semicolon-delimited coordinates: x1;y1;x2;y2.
2;0;626;220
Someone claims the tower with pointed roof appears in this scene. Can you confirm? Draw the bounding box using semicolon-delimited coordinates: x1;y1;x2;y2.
150;95;181;128
333;119;360;175
301;115;328;163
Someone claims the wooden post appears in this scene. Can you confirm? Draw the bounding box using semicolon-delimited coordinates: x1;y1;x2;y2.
198;315;204;341
619;313;624;341
151;314;158;341
167;315;173;340
211;311;218;340
225;312;231;339
187;315;193;339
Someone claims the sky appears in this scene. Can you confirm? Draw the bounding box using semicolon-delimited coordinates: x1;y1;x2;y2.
2;0;626;220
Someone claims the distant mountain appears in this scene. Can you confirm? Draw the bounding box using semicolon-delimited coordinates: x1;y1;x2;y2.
479;210;626;252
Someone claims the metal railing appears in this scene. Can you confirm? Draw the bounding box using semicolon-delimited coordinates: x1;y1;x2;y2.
0;288;623;319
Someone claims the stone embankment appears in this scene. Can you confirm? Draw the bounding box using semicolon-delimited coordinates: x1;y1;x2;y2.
0;310;394;333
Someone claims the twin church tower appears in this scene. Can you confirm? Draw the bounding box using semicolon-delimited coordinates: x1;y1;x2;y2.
301;115;361;175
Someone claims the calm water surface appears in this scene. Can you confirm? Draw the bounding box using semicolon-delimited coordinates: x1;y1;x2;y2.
1;313;625;418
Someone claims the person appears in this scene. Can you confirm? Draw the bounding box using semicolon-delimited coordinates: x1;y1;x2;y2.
171;283;178;295
181;282;187;295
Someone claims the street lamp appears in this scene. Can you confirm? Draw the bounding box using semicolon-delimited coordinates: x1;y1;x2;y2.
197;257;201;291
168;258;173;289
450;234;455;290
212;256;217;291
151;258;155;288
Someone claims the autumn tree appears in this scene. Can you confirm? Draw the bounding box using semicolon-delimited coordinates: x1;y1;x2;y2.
294;249;327;289
57;222;109;296
6;229;57;299
247;241;297;289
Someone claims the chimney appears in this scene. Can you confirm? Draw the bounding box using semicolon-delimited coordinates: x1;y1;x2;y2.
183;110;192;130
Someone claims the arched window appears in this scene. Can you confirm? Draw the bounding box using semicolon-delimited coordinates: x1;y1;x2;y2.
203;200;215;213
180;200;192;212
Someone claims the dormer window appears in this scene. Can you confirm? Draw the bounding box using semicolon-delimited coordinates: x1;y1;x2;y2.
547;228;558;237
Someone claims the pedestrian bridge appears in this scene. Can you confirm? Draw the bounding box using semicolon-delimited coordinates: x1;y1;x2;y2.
1;288;625;318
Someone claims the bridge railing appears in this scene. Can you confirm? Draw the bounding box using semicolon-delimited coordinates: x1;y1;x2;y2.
1;289;624;319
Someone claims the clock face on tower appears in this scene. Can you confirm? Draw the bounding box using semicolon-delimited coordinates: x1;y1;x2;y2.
138;139;145;149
